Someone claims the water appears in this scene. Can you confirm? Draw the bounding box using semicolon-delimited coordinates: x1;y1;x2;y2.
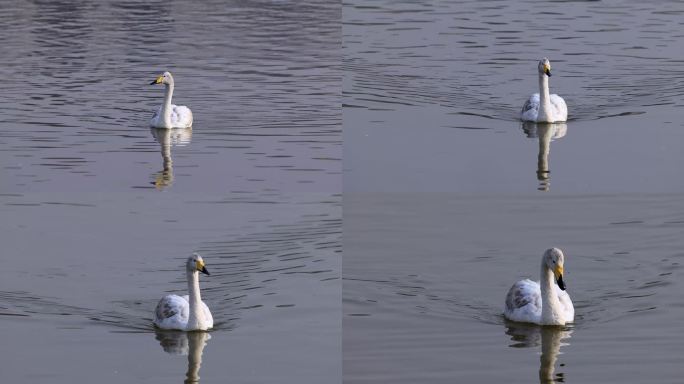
344;0;684;194
0;1;340;383
344;1;684;383
4;1;684;382
344;194;684;383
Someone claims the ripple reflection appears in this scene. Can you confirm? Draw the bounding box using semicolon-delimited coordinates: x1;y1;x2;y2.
155;329;211;383
506;323;572;384
150;127;192;190
521;122;567;192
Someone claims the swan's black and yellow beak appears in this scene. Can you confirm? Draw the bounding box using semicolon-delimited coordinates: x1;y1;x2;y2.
554;265;565;290
544;66;552;77
150;75;163;85
196;260;210;275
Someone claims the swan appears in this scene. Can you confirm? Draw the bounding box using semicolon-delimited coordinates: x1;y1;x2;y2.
154;253;213;331
149;71;193;129
520;58;568;123
504;248;574;325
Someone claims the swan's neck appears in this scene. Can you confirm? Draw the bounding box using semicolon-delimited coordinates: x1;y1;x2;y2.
538;74;552;122
540;263;563;325
186;270;204;329
161;83;174;128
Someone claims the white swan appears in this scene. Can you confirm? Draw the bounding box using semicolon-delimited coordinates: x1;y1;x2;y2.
504;248;574;325
521;58;568;123
149;71;193;129
154;253;213;331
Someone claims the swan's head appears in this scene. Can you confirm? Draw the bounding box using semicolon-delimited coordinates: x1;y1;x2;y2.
538;58;552;77
150;71;174;86
187;253;210;275
543;247;565;290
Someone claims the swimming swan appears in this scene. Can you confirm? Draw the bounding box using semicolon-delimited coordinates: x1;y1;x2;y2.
504;248;574;325
154;253;213;331
521;58;568;123
149;71;193;129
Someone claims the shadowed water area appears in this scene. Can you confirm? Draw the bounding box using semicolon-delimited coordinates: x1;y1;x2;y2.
344;0;684;383
0;1;340;383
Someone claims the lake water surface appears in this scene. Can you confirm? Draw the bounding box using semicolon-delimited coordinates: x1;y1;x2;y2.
0;1;340;383
344;194;683;383
344;0;684;383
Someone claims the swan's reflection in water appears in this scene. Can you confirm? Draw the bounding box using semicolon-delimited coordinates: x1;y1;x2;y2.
150;127;193;190
506;323;572;384
521;122;567;192
155;329;211;383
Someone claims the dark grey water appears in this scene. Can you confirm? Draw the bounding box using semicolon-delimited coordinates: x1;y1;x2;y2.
344;0;684;383
0;1;340;383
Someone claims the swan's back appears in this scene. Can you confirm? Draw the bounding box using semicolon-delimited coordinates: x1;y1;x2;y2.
521;93;568;122
154;294;189;330
557;288;574;321
504;278;574;324
549;94;567;121
521;93;540;122
153;294;213;331
171;105;193;128
200;301;214;328
150;105;193;129
504;279;542;324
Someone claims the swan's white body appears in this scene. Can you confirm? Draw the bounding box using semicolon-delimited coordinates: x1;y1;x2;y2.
521;58;568;123
154;254;213;331
504;248;574;325
150;71;193;129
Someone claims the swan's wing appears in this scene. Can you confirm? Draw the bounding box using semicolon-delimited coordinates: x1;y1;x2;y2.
201;300;214;328
549;94;568;121
521;93;540;121
555;285;575;322
154;294;189;329
171;105;193;128
150;106;162;126
505;279;541;311
504;279;542;323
